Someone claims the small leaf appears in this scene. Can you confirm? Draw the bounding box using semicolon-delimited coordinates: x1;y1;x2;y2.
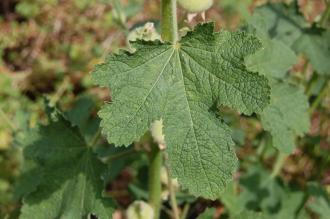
293;29;330;75
250;3;308;46
260;81;310;153
252;3;330;75
244;23;297;79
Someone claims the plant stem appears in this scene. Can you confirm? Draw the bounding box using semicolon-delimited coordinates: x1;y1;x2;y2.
309;81;329;114
49;77;70;106
321;1;330;27
161;0;178;42
181;203;190;219
0;106;16;131
146;1;179;218
166;166;180;219
148;144;163;219
270;152;287;178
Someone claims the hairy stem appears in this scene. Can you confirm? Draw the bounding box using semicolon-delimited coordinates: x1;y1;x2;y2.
181;203;190;219
271;152;287;178
166;166;180;219
147;1;179;218
161;0;178;42
309;81;329;114
148;144;163;219
321;1;330;26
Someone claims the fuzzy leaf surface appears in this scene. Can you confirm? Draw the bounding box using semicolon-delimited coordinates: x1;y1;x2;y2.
260;81;309;153
20;109;114;219
93;23;270;198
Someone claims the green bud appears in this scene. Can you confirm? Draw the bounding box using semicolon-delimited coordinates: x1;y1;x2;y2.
178;0;213;13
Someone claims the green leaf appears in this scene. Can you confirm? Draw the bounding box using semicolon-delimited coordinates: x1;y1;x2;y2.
93;23;270;198
227;165;305;218
260;81;309;153
245;24;297;79
13;161;43;201
20;109;114;219
252;3;330;75
239;165;284;211
274;191;305;219
307;183;330;219
219;0;253;20
231;210;267;219
250;3;308;47
220;181;245;214
293;29;330;75
65;95;100;142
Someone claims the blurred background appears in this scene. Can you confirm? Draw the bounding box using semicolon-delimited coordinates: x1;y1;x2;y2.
0;0;329;218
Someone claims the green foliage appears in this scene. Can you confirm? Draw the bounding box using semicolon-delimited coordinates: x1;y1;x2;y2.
245;22;297;79
19;107;114;219
93;23;270;198
260;81;310;153
293;29;330;75
252;3;330;75
250;3;308;46
219;0;253;20
246;4;311;153
221;165;306;219
1;0;330;218
307;183;330;219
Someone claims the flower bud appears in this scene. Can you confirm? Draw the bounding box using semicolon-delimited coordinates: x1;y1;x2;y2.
178;0;213;13
126;201;154;219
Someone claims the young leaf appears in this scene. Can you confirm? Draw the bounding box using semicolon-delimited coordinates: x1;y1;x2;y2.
293;29;330;75
307;183;330;219
244;23;297;79
252;3;330;75
20;109;114;219
93;23;270;198
260;81;310;154
250;3;308;47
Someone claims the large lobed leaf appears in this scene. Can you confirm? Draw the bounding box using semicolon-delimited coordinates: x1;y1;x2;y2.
20;109;114;219
93;23;270;198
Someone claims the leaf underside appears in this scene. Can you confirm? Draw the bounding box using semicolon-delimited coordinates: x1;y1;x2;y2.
93;23;270;199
